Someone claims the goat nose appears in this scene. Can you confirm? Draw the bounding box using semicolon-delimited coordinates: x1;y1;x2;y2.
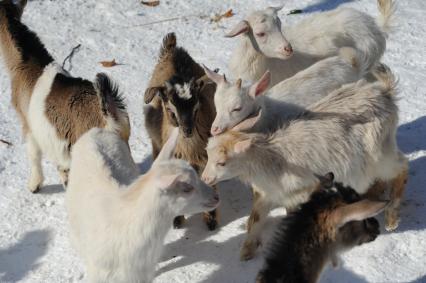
284;44;293;54
211;126;221;136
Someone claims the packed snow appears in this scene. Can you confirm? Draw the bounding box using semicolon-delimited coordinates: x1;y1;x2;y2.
0;0;425;282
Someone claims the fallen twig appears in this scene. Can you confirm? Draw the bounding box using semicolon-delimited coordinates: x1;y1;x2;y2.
122;14;208;29
62;44;82;72
0;139;12;146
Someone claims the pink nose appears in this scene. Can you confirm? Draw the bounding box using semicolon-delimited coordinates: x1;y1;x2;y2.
211;126;222;136
283;44;293;54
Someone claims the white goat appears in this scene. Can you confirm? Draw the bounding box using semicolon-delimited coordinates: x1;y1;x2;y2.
227;0;395;86
67;128;220;283
202;65;408;261
205;47;368;135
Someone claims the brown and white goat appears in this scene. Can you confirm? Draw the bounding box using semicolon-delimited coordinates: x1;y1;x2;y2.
144;33;218;230
0;0;130;192
256;173;386;283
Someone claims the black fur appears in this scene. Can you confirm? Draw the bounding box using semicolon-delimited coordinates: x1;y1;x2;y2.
2;2;53;67
257;181;368;283
95;73;126;116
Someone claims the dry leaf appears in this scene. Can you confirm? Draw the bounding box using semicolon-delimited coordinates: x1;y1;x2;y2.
211;9;234;23
141;0;160;7
99;59;118;68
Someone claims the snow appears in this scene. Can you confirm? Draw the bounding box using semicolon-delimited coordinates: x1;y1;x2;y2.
0;0;425;282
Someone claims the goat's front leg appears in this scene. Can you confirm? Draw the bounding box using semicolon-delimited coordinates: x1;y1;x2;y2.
57;166;70;188
241;196;273;261
247;186;262;232
202;185;219;231
26;134;44;193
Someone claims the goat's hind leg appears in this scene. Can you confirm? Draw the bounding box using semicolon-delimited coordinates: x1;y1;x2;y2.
26;134;44;193
385;167;408;231
57;166;70;188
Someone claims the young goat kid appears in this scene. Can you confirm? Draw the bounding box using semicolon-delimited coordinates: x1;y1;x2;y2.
256;173;386;283
67;128;220;283
227;0;395;86
205;47;368;136
144;33;218;230
202;65;408;260
0;0;130;192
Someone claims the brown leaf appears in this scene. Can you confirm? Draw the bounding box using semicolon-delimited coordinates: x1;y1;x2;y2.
211;9;234;23
99;59;118;68
222;9;234;18
141;0;160;7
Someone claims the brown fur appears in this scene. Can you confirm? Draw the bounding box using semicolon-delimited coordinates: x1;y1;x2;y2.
144;33;218;229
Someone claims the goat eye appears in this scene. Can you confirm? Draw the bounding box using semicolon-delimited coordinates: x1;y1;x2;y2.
182;185;194;193
217;162;226;167
232;107;242;112
256;32;266;37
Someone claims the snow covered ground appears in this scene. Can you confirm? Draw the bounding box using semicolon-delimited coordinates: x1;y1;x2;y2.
0;0;425;282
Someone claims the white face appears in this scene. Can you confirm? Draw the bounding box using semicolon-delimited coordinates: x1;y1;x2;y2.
155;160;220;215
211;82;256;136
202;137;246;186
248;8;293;59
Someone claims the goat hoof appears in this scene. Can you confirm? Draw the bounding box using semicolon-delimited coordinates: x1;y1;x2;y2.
385;209;400;231
30;184;41;194
206;218;218;231
173;216;185;229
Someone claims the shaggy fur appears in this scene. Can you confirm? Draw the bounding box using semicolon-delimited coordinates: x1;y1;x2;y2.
227;0;395;86
202;65;408;260
143;33;218;230
0;0;130;192
67;128;219;283
256;175;384;283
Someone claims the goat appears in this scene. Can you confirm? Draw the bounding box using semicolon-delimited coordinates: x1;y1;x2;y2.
226;0;395;86
67;128;219;283
0;0;130;192
202;64;408;260
143;33;218;230
256;173;386;283
205;46;368;136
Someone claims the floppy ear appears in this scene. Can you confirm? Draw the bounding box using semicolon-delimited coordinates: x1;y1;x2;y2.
331;200;388;228
231;109;262;132
153;127;179;166
202;64;226;85
234;138;253;154
225;20;250;37
248;71;271;98
144;87;165;104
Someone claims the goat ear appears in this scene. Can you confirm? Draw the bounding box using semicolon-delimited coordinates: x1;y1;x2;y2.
11;0;27;18
231;109;262;132
144;87;164;104
153;127;179;166
248;71;270;98
268;5;284;14
202;64;226;85
317;172;335;189
331;200;388;228
234;138;252;154
225;20;250;37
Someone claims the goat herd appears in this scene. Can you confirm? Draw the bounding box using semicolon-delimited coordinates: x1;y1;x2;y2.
0;0;409;282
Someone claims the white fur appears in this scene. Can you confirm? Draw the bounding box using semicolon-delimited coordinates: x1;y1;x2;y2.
208;47;368;136
175;82;192;100
228;1;393;86
67;128;219;283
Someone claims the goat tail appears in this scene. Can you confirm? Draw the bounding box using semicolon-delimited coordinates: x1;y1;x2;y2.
95;73;127;118
372;63;398;96
160;32;177;57
377;0;396;34
338;47;370;77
